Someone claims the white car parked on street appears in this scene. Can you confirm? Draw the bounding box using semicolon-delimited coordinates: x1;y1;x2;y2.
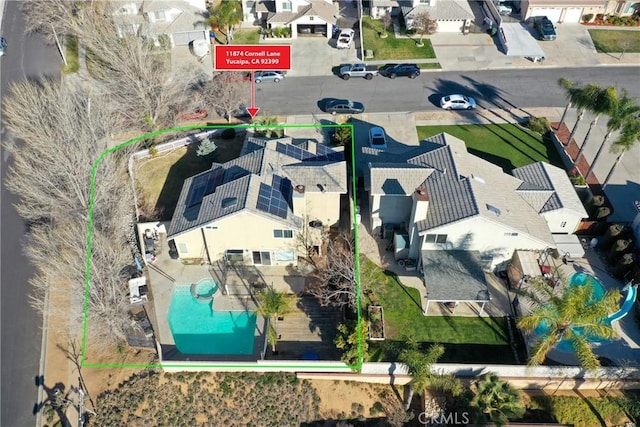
439;94;477;110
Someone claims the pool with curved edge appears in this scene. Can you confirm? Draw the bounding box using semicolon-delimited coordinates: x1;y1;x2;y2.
534;272;608;352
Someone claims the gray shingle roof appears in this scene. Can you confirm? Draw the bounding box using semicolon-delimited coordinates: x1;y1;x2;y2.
421;250;490;301
168;137;345;238
513;162;587;216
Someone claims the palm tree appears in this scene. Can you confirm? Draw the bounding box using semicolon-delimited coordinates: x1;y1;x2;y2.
254;285;295;353
398;343;444;410
566;83;602;149
557;78;581;131
587;90;640;178
472;373;525;426
517;276;621;371
206;0;243;44
602;119;640;189
575;85;618;161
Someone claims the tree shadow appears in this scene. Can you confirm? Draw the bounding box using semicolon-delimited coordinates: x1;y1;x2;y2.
33;376;72;427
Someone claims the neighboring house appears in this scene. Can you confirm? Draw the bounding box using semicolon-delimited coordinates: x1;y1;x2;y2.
369;0;474;33
365;133;587;270
520;0;639;23
512;162;587;235
242;0;337;38
112;0;208;47
167;136;347;266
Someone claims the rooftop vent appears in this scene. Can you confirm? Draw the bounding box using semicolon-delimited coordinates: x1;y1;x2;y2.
317;184;326;193
486;204;501;216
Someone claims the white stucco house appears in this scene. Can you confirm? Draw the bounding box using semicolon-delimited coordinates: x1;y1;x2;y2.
365;132;587;271
369;0;474;33
242;0;338;38
167;136;347;266
112;0;209;47
521;0;640;23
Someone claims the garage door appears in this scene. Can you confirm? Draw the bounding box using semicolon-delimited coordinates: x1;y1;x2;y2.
532;7;562;22
563;8;583;23
436;20;464;33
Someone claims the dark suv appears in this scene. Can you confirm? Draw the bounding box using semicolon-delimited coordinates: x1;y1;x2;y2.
380;63;420;79
533;16;557;41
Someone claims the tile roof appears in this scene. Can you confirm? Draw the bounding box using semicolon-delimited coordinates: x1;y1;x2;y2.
368;163;433;195
513;162;587;216
367;132;554;244
421;250;490;301
168;137;345;238
403;0;473;21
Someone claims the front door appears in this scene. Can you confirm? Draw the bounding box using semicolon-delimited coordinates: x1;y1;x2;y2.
252;251;271;266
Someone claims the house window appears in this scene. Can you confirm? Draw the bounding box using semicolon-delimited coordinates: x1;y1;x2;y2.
419;0;431;4
309;16;314;21
273;229;293;238
154;10;166;21
226;249;244;262
425;234;447;244
560;221;567;228
178;243;188;253
282;1;292;11
504;232;519;237
275;250;295;262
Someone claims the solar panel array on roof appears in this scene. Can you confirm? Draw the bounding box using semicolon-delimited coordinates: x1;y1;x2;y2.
316;144;344;162
273;175;292;205
276;142;314;161
256;175;291;219
186;168;225;207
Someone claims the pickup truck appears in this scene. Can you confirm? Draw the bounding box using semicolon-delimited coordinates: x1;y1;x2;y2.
533;16;557;41
339;63;378;80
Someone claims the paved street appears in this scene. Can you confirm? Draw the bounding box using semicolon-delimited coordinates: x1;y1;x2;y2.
1;2;62;427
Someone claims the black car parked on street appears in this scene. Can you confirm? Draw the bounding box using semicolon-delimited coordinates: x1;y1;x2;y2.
379;63;420;79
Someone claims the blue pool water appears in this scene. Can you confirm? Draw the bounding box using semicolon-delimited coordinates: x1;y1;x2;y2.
534;272;608;352
167;281;256;355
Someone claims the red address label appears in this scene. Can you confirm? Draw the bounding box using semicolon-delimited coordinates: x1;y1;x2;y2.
214;45;291;71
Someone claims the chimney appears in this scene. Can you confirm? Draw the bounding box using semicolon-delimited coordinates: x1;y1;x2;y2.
408;187;430;257
292;184;306;216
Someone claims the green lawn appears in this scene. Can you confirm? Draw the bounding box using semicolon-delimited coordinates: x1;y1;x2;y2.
62;35;80;74
588;29;640;53
362;17;435;60
360;258;516;363
134;132;245;219
417;124;564;172
212;28;261;45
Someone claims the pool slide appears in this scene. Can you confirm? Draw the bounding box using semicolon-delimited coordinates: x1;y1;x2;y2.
607;284;638;323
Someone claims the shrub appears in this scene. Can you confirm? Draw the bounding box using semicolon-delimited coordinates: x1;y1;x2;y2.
220;127;236;140
149;146;158;156
596;13;605;21
582;13;594;22
526;116;551;135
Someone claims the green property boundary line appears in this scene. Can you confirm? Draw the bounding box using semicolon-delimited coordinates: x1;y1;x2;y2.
82;123;362;370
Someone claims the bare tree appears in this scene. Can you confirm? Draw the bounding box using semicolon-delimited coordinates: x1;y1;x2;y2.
68;3;202;131
4;78;137;349
381;13;393;36
306;232;358;310
412;12;438;45
20;0;79;45
201;72;250;122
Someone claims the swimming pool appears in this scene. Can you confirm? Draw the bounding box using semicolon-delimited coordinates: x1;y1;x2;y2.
534;272;608;352
167;280;256;355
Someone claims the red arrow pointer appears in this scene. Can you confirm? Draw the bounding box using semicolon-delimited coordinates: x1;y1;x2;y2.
247;71;260;119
